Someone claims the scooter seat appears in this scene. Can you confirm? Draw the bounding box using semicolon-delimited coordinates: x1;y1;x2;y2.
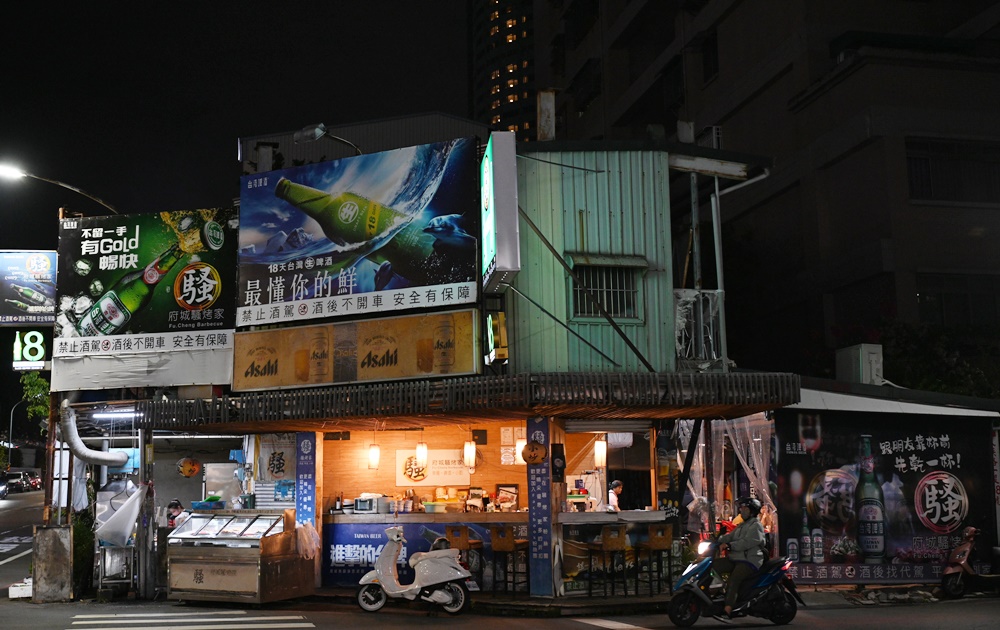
409;548;460;568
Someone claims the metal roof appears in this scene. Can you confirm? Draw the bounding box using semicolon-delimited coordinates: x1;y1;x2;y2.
117;371;800;434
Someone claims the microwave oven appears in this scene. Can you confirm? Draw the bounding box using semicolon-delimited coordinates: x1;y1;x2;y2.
354;498;376;513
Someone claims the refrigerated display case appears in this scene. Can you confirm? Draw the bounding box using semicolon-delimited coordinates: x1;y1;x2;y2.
166;508;313;603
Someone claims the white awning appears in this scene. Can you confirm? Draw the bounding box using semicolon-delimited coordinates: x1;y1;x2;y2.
793;388;1000;417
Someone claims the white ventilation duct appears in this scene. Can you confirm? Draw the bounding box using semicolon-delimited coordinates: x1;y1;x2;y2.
59;399;128;467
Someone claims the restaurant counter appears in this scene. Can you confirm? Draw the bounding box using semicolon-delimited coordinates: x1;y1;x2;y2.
322;511;528;589
557;510;668;524
324;511;529;525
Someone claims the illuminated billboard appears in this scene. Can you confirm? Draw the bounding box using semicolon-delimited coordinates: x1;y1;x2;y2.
0;250;57;326
238;137;479;326
52;209;238;390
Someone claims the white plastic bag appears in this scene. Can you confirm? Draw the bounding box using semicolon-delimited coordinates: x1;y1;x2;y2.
295;521;321;560
94;484;148;546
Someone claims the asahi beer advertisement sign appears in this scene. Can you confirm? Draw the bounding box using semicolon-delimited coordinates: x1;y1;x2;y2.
773;410;996;584
54;209;238;357
232;308;477;392
237;137;479;326
0;250;57;325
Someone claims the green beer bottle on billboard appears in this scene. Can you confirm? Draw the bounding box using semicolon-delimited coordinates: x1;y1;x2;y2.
855;434;886;563
76;243;186;336
274;177;448;287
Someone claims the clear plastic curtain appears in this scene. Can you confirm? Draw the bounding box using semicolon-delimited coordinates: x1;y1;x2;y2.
710;422;726;521
723;413;775;510
676;419;708;532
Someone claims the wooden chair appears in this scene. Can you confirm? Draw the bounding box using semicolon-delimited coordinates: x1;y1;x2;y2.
445;525;484;587
635;523;674;595
586;524;631;597
489;524;529;595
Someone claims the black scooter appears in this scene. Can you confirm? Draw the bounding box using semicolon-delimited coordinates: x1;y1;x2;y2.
668;537;805;627
941;526;1000;598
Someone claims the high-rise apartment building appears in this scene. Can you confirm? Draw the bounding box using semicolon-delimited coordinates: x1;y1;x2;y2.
530;1;1000;385
471;0;536;142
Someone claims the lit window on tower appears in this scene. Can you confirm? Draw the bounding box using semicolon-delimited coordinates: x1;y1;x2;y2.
492;100;500;109
492;115;501;124
507;64;517;73
506;19;516;28
522;60;529;68
490;26;499;36
507;94;518;103
491;85;501;94
507;79;518;88
491;69;500;80
508;124;518;132
507;34;516;43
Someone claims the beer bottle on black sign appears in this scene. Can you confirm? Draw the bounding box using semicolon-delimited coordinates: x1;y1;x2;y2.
855;434;886;564
799;507;812;563
76;243;186;336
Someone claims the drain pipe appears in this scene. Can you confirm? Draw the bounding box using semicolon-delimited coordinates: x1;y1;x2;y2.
59;399;128;467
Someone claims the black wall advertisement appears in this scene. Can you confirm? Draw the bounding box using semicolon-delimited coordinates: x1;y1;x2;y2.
773;410;996;584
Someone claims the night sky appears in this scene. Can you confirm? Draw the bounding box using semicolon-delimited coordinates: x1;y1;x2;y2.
0;3;472;440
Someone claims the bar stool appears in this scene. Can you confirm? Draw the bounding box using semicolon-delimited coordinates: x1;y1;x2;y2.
587;524;630;597
489;524;529;595
445;525;484;588
635;523;674;595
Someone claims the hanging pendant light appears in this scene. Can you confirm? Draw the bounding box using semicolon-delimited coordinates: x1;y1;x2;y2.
594;435;607;469
515;438;527;465
368;425;380;469
464;440;477;469
415;427;428;468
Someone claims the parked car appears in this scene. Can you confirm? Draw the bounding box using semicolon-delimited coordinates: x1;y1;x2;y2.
26;471;41;491
0;473;8;499
7;471;30;493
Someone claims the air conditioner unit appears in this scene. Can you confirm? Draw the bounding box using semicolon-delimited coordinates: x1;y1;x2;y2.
835;343;884;385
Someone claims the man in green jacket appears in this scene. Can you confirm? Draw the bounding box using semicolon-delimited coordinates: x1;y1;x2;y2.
714;497;766;621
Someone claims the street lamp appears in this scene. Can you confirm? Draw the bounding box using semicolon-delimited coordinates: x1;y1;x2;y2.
7;399;26;471
0;164;119;214
293;123;363;156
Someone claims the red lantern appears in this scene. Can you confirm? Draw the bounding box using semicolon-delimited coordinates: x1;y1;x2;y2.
176;457;202;478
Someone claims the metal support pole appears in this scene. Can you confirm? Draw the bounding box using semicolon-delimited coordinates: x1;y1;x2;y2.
690;173;705;359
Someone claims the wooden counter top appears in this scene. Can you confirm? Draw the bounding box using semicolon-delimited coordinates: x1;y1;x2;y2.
557;510;670;524
324;512;529;525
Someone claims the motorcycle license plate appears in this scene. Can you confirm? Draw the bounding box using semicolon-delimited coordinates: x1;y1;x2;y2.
466;578;480;592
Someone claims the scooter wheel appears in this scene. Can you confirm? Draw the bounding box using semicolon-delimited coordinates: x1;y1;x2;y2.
441;581;470;615
357;584;388;612
667;590;701;627
941;573;966;599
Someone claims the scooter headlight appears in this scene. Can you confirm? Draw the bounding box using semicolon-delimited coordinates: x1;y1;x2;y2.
697;541;712;555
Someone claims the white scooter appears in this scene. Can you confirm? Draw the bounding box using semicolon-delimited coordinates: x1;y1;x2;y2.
357;526;473;614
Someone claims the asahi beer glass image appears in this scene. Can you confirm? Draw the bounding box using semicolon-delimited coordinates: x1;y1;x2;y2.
238;138;479;326
55;209;238;348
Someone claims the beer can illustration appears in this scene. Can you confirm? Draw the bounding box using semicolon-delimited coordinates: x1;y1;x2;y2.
433;314;456;373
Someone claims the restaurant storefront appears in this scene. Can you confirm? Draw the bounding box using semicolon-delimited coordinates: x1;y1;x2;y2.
130;370;800;597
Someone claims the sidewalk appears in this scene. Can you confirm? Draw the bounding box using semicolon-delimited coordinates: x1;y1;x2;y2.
310;583;863;617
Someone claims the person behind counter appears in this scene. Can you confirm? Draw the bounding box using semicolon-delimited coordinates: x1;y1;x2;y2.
167;499;190;528
607;479;623;512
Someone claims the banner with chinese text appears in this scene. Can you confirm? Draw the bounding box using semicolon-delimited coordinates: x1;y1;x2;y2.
773;410;995;584
52;210;238;390
238;137;478;326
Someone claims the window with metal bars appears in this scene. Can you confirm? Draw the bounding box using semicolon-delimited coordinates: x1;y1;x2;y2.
571;265;640;319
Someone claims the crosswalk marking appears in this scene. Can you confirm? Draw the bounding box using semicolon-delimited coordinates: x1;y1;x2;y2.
0;548;32;566
68;612;314;630
72;615;308;625
72;611;247;619
68;624;314;630
571;620;651;630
